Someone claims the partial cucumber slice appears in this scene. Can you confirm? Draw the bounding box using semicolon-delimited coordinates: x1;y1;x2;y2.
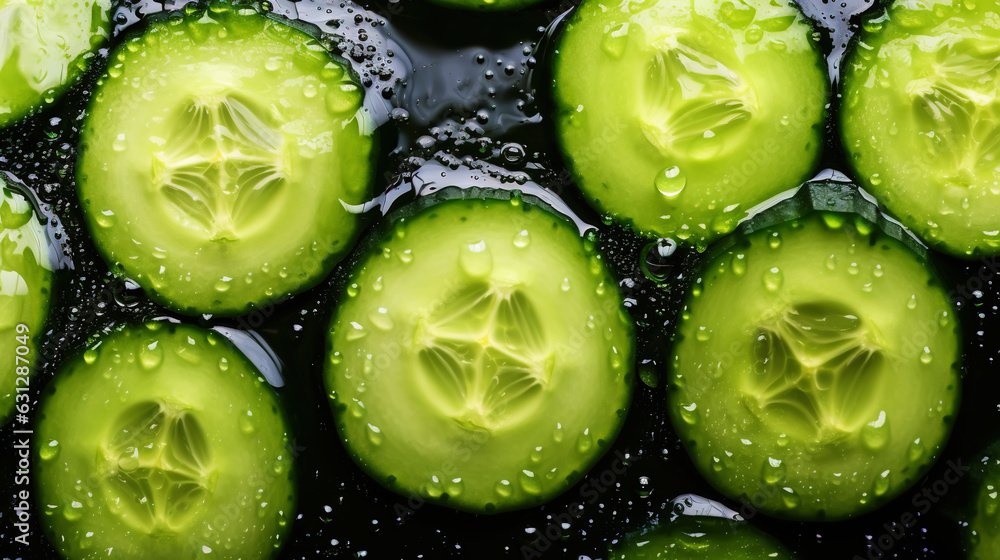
841;0;1000;257
610;516;796;559
668;210;961;520
841;0;1000;258
971;455;1000;559
35;322;296;560
76;4;375;316
553;0;827;246
1;178;54;426
0;0;111;127
324;192;634;513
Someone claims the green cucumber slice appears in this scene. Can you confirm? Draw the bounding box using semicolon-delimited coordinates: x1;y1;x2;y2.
552;0;827;246
324;192;634;513
76;4;375;316
35;322;296;560
668;212;961;520
841;0;1000;258
610;516;796;559
971;456;1000;559
0;0;111;127
1;178;54;426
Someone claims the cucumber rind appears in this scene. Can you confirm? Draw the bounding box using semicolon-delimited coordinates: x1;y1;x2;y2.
76;4;376;316
325;190;634;514
610;516;797;559
552;0;828;247
34;321;296;560
668;186;961;521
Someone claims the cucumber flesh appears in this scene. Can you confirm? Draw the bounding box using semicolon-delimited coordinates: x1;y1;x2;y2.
0;178;54;426
35;322;296;560
841;0;1000;257
76;4;375;316
669;212;961;520
324;193;634;514
610;516;796;559
553;0;827;246
971;457;1000;559
0;0;112;126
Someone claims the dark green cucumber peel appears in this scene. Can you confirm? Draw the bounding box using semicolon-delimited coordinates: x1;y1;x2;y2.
668;181;962;521
324;188;635;514
1;178;54;426
841;0;1000;258
553;0;828;247
76;3;376;316
0;0;112;127
35;322;296;560
610;516;797;559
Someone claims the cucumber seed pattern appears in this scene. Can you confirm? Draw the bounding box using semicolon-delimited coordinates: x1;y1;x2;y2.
415;281;554;431
100;400;216;536
748;302;886;443
152;94;287;240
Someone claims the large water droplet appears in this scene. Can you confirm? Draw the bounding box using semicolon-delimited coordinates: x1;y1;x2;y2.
679;402;699;425
861;410;889;450
763;267;783;291
872;470;891;496
459;239;493;278
655;166;686;198
366;423;383;446
369;308;395;331
512;229;530;248
762;457;786;484
139;341;163;370
40;440;60;461
519;470;542;495
495;480;513;498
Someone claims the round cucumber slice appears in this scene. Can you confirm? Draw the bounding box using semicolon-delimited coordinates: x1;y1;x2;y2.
552;0;827;246
35;322;296;559
324;192;634;513
76;4;375;316
668;212;961;520
0;0;111;127
1;178;54;426
610;516;796;559
841;0;1000;258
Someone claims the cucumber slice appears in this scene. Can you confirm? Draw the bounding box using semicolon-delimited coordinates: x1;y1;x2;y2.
841;0;1000;258
1;178;54;426
76;4;375;316
35;322;296;559
552;0;827;246
324;192;634;513
971;456;1000;559
610;516;796;559
668;212;961;520
0;0;111;127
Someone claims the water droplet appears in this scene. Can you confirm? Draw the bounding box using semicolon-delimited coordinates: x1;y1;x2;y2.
519;470;542;495
655;166;686;198
576;429;593;453
96;209;116;228
445;478;464;497
695;326;712;342
745;27;764;43
873;470;891;496
847;262;859;275
861;411;889;450
608;346;622;369
214;277;232;293
679;402;699;425
40;440;60;461
781;487;801;509
512;229;530;248
369;308;395;331
908;438;924;462
346;283;360;298
553;423;565;443
460;240;493;278
346;322;367;341
768;232;782;249
63;501;84;521
117;448;139;472
530;447;544;463
731;253;747;277
239;413;255;434
920;347;933;364
600;22;629;59
907;295;917;309
83;347;100;365
113;133;127;152
763;267;783;291
939;311;951;328
560;278;571;292
870;173;882;186
762;457;786;484
495;480;513;498
424;476;444;498
366;423;383;446
872;264;883;278
825;254;837;270
140;341;163;370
